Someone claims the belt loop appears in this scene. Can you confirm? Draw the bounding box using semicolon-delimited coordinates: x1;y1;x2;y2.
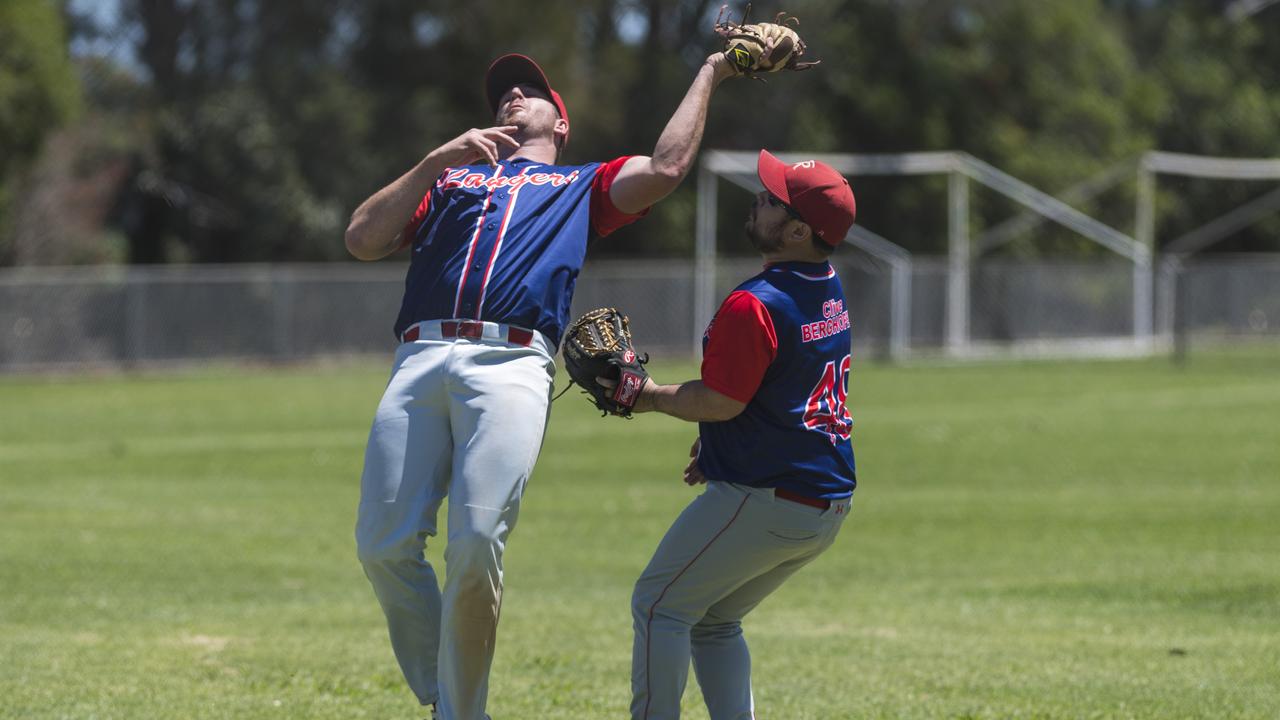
507;327;534;346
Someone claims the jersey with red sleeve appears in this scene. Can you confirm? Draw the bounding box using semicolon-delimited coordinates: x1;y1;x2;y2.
697;260;857;500
394;155;646;345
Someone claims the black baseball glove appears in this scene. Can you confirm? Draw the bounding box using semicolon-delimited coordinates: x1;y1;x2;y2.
561;307;650;417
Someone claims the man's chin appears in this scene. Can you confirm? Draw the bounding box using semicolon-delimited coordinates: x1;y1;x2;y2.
746;232;781;254
498;111;526;126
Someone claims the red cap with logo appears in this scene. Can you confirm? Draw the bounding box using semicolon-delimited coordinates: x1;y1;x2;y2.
756;149;856;246
485;54;570;146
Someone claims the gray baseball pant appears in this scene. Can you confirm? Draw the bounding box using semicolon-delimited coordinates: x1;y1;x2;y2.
631;480;849;720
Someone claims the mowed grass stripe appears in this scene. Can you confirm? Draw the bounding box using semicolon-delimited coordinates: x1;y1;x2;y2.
857;377;1280;422
0;429;366;462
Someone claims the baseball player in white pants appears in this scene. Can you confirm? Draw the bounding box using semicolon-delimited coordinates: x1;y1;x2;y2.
356;330;556;717
344;51;742;719
615;151;860;719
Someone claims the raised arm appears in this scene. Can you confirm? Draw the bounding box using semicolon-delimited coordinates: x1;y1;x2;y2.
344;126;520;261
607;54;738;214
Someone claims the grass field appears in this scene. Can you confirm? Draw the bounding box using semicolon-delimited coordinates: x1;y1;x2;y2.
2;351;1279;719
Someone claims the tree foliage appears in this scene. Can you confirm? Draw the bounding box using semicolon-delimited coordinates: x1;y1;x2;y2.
5;0;1280;265
0;0;79;262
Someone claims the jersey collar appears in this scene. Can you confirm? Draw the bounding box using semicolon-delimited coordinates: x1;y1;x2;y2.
765;260;832;273
506;155;545;167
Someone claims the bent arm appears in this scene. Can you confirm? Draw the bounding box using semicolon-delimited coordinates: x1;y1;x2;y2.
608;54;737;214
344;156;447;261
634;378;747;423
344;126;520;261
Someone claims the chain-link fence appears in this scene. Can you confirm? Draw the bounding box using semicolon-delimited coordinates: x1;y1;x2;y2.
0;265;403;369
2;256;1278;371
1166;254;1280;344
0;261;702;370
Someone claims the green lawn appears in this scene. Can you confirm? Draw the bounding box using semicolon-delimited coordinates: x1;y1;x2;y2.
2;352;1278;719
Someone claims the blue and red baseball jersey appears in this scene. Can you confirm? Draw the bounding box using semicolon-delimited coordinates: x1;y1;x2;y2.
697;260;857;499
394;155;646;345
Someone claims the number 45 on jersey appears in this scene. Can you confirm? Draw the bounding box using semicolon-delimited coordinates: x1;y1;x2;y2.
803;354;852;444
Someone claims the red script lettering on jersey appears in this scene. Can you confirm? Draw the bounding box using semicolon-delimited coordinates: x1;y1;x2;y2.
438;168;583;192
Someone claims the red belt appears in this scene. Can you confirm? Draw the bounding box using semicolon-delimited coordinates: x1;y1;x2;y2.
401;320;534;347
774;487;831;510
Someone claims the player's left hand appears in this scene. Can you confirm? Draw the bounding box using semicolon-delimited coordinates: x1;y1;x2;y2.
562;308;650;417
703;51;741;82
683;437;705;485
594;375;655;404
713;4;820;78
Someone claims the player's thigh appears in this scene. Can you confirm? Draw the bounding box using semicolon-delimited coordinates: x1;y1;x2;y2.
357;343;454;549
635;483;808;623
446;344;555;538
701;499;845;624
700;551;816;627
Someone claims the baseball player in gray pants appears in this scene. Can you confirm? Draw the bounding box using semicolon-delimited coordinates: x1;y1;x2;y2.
611;151;860;719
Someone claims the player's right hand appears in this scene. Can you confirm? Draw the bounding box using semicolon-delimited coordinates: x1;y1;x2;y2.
683;437;705;485
436;126;520;167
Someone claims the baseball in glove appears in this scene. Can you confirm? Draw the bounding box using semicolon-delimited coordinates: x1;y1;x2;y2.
714;3;820;78
561;307;650;418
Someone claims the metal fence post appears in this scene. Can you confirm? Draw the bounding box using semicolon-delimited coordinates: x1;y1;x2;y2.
271;266;295;360
694;163;718;359
1173;260;1189;366
947;164;970;355
1135;160;1157;347
890;257;912;360
124;268;147;366
1155;255;1179;343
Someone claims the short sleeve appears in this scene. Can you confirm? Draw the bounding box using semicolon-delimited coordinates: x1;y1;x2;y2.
398;190;433;251
701;291;778;404
590;156;651;237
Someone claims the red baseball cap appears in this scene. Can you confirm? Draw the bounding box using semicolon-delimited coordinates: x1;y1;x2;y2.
757;149;856;246
485;54;570;145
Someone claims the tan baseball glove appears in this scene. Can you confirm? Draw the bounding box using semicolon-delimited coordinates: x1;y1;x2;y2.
714;4;820;77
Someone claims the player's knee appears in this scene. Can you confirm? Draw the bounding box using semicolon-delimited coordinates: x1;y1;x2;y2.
445;529;501;579
632;577;684;626
631;578;658;621
355;532;415;570
445;531;503;615
692;618;742;641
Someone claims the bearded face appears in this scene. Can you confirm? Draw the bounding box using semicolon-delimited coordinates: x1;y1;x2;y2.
747;220;785;253
745;191;790;253
496;84;561;145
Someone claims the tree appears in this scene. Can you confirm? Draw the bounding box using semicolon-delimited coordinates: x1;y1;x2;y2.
779;0;1162;256
1116;0;1280;251
0;0;79;263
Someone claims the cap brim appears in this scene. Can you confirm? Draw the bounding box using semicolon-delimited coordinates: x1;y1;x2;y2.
486;54;553;115
757;149;791;205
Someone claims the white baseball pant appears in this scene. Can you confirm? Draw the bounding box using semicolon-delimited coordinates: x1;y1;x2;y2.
355;321;555;720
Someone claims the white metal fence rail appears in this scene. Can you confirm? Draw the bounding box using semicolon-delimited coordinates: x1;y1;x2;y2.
699;150;1153;359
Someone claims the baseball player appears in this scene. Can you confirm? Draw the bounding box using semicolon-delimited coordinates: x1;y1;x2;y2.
343;52;740;720
615;151;858;719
